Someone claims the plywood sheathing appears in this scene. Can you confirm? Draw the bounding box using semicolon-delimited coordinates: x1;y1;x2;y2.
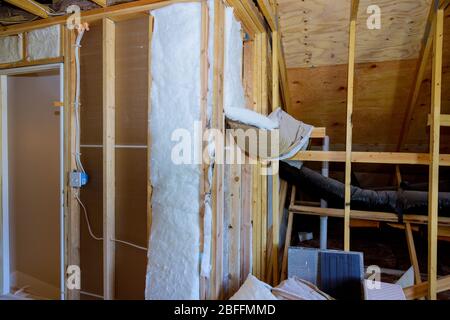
278;0;433;68
286;11;450;153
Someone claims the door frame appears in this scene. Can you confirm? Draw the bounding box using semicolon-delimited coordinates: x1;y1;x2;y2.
0;63;65;299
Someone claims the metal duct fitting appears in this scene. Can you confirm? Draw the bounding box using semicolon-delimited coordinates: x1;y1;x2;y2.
280;162;450;219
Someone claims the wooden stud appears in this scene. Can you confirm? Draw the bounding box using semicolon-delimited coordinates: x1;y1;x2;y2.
211;0;225;300
396;0;448;151
260;32;268;281
64;26;80;300
427;8;444;301
271;30;280;286
344;0;359;251
281;185;295;281
405;223;422;285
91;0;107;7
404;275;450;300
102;18;115;301
290;151;450;167
4;0;49;19
256;0;276;31
229;160;241;294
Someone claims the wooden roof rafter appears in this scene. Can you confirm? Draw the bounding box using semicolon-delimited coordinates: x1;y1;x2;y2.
91;0;108;7
396;0;449;152
4;0;49;19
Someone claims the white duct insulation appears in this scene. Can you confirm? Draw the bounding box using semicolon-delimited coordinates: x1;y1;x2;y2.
26;25;61;61
0;34;23;64
146;3;202;300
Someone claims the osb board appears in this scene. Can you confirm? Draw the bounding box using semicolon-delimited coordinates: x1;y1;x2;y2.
80;147;103;298
277;0;432;68
115;148;148;300
115;17;149;146
80;22;103;145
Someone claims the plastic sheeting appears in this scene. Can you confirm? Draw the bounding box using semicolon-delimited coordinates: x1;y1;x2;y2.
27;25;61;61
145;3;202;300
0;34;23;64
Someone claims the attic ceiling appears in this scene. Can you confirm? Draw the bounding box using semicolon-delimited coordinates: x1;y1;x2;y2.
277;0;432;68
277;0;450;154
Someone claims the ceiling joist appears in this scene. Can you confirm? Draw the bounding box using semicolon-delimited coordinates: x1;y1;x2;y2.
4;0;49;19
91;0;108;7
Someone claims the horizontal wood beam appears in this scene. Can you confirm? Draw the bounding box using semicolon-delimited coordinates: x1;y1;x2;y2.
310;127;326;139
428;114;450;127
290;205;450;227
91;0;108;7
0;0;191;36
404;275;450;300
291;151;450;166
4;0;49;18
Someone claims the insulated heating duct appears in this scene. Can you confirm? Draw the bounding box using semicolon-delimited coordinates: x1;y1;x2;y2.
280;162;450;218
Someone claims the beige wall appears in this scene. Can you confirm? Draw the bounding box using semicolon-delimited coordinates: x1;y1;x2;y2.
7;71;60;298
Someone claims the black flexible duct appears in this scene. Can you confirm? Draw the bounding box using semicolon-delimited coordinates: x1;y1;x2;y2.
280;161;450;219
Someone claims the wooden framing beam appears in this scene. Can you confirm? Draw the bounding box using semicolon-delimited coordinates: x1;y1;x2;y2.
404;275;450;300
271;30;280;286
290;205;450;227
344;0;359;251
256;0;276;31
290;151;450;166
396;0;448;151
405;223;422;285
91;0;108;7
4;0;49;19
226;0;266;36
211;0;225;300
102;17;115;301
0;0;196;37
427;7;444;300
64;26;79;300
428;114;450;127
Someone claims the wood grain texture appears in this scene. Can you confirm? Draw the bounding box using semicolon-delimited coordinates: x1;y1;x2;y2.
278;0;432;68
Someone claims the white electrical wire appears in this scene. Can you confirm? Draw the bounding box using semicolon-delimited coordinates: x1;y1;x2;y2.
74;29;86;174
76;194;147;252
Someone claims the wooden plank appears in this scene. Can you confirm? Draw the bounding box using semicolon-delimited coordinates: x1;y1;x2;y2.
277;33;290;111
281;185;295;281
290;151;450;166
4;0;49;19
310;127;326;139
271;30;280;286
229;161;241;294
427;7;444;301
260;32;268;281
344;0;358;251
256;0;276;31
225;0;266;36
64;27;80;300
404;275;450;300
0;0;195;37
147;14;154;247
396;1;436;151
211;0;225;300
428;114;450;127
91;0;107;7
405;223;422;285
102;18;115;301
290;205;450;227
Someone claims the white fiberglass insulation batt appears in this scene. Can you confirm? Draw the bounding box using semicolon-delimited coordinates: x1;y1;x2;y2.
145;3;202;300
0;34;23;64
27;25;61;61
